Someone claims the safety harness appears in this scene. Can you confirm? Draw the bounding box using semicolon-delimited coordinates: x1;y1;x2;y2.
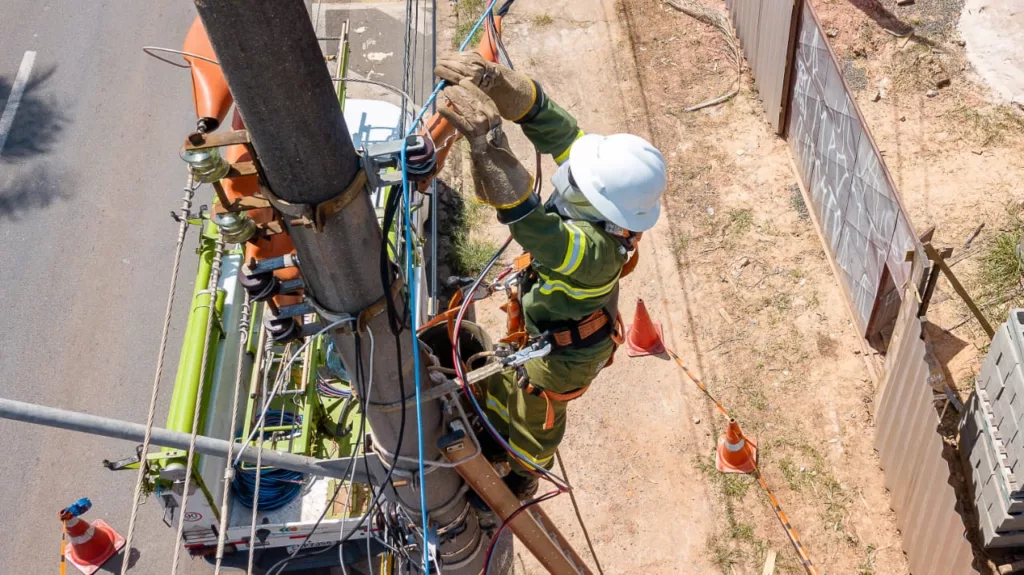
503;223;640;429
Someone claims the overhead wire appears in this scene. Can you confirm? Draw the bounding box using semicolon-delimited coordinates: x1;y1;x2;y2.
170;237;226;575
121;174;198;575
234;316;356;467
213;295;254;575
245;385;267;575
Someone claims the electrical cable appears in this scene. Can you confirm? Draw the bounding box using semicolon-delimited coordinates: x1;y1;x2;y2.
232;411;305;511
482;490;561;573
214;295;254;575
235;316;356;467
171;238;226;575
265;355;371;575
554;450;605;575
120;175;198;575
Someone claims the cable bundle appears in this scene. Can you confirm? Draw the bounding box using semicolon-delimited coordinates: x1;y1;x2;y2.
319;340;353;399
231;410;305;511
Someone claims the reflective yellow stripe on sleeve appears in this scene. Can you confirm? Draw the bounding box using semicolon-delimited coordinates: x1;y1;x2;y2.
510;441;554;468
486;394;510;423
551;223;586;275
536;269;620;300
553;129;585;165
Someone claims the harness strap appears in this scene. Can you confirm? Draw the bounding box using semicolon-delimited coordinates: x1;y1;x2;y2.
524;382;590;430
549;309;612;348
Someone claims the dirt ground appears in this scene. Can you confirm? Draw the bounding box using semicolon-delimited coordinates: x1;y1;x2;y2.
435;0;1024;572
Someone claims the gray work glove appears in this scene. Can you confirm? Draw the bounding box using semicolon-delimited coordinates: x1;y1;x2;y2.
435;52;538;123
439;79;538;223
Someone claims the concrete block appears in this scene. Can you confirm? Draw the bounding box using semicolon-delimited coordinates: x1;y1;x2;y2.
970;386;1024;512
983;464;1024;532
1008;309;1024;353
979;386;1023;476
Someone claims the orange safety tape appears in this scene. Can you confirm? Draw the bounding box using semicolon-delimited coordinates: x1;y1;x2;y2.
753;464;819;575
664;347;729;418
664;345;818;575
60;527;66;575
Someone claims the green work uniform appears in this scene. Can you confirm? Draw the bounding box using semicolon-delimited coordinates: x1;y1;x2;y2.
484;91;627;475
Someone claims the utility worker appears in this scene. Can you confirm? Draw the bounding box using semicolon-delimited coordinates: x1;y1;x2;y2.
435;53;667;499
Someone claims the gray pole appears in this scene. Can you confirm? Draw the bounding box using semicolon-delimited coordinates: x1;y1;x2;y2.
191;1;481;569
0;398;365;481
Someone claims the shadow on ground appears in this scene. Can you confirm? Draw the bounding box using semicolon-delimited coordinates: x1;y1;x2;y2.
0;64;68;161
0;64;72;220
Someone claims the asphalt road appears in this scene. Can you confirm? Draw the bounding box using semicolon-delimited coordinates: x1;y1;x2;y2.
0;2;433;573
0;1;206;573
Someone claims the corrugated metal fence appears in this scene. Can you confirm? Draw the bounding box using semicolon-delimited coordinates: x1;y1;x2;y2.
875;279;978;574
725;0;980;572
724;0;799;132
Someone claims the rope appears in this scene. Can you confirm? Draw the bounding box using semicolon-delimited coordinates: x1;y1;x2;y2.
213;295;254;574
170;237;226;575
554;451;604;575
244;334;276;573
246;408;267;575
664;345;817;575
120;175;198;574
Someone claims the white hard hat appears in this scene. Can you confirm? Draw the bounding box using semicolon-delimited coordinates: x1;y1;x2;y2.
568;133;666;232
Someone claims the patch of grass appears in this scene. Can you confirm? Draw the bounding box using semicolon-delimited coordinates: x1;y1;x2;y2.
750;389;768;411
948;105;1024;148
762;292;792;312
790;183;809;221
706;535;742;573
979;226;1024;298
673;233;691;256
788;268;806;281
807;292;821;309
778;457;803;491
452;0;486;49
695;454;753;499
857;543;878;575
532;13;554;26
729;520;756;543
454;236;501;276
727;208;754;235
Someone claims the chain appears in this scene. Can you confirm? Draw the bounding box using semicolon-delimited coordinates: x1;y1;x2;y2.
120;175;199;574
170;237;226;575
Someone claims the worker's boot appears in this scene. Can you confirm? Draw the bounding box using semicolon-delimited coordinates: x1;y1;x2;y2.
503;471;539;501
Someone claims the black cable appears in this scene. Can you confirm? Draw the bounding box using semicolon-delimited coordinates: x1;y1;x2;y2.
482;490;561;573
265;377;369;575
380;185;405;335
555;450;605;575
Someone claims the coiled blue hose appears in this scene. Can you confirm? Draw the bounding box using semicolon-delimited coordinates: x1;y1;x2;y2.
231;410;305;511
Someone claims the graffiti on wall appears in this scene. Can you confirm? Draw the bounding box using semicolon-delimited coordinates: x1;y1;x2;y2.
786;1;913;333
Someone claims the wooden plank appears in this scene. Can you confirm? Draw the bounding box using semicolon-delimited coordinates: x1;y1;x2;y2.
761;550;777;575
924;242;995;337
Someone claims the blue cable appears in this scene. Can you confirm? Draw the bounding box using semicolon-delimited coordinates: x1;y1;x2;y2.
398;2;498;570
232;411;305;511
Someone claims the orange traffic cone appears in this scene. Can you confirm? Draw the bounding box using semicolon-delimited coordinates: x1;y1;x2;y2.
63;512;125;575
716;419;757;474
626;298;665;357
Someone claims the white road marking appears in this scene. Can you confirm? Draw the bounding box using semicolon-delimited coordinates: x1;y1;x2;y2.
0;51;37;157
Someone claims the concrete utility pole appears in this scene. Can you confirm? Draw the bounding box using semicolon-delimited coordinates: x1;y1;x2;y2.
191;1;483;570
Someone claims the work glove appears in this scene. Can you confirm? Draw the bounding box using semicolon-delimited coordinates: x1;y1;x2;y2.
439;79;539;224
435;52;539;123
